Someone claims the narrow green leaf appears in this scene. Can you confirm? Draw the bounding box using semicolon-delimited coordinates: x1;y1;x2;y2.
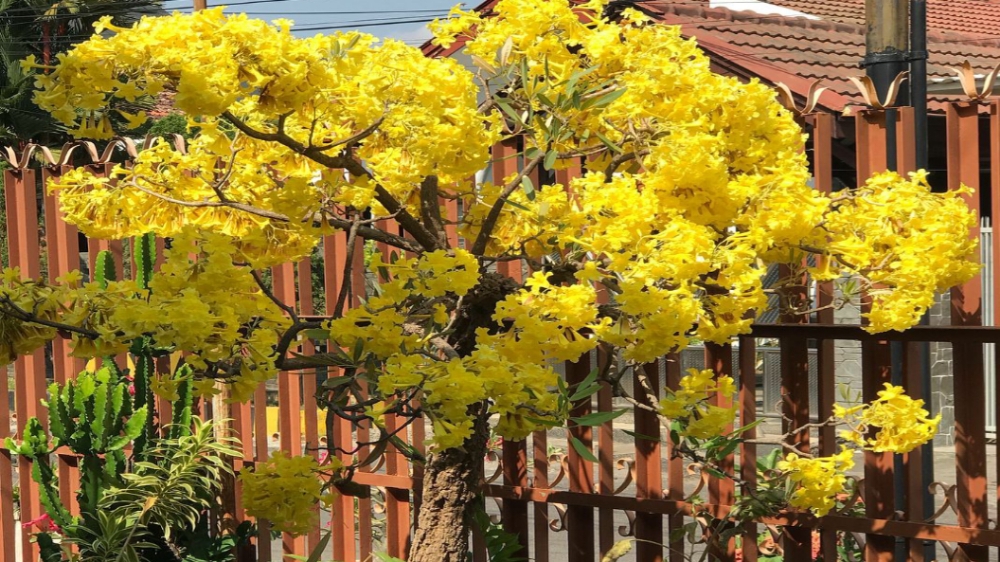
568;368;599;402
583;87;626;110
569;436;597;463
306;532;333;562
571;409;626;427
520;175;535;201
622;429;660;442
594;130;623;154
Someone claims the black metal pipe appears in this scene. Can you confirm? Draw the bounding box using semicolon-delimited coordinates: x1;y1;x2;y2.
912;0;929;171
909;1;935;559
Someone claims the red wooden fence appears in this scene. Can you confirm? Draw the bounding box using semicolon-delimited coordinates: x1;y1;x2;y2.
0;98;999;561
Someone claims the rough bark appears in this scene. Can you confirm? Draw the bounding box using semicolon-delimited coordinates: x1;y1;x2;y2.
408;412;490;562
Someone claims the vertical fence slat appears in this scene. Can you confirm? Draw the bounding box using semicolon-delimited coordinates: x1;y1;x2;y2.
861;337;895;561
566;355;595;562
811;112;839;562
856;110;888;182
295;258;323;552
899;105;926;562
737;337;758;562
706;343;735;561
5;167;46;562
779;332;813;561
322;230;356;561
992;99;1000;562
531;428;549;562
634;361;663;562
946;100;990;562
665;353;685;562
271;261;305;558
41;167;83;521
253;381;272;561
857;107;896;562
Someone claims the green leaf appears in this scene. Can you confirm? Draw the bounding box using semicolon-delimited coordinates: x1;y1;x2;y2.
622;429;659;442
520;175;535;201
306;532;332;562
569;436;597;463
594;130;623;154
543;150;558;171
495;99;522;126
568;368;600;402
582;87;626;110
571;409;626;427
352;338;366;362
302;328;331;340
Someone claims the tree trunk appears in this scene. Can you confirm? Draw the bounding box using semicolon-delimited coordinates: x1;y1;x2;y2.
408;412;489;562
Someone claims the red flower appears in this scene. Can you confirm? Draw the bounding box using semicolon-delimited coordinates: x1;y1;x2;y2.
22;513;61;534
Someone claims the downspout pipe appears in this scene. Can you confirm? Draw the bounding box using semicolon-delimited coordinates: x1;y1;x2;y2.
863;3;909;559
909;2;935;561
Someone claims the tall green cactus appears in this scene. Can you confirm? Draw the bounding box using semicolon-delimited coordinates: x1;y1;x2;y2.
169;364;195;440
130;233;158;458
7;368;146;538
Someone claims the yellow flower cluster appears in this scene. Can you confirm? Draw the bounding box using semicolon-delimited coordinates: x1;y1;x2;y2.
380;347;559;448
24;0;978;456
779;384;938;516
0;231;288;403
488;272;605;363
240;451;330;536
0;269;61;362
835;383;941;453
823;171;979;331
33;8;497;266
327;249;478;360
777;446;855;517
659;368;737;439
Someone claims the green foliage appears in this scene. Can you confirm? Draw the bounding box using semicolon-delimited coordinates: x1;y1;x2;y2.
7;234;241;561
145;113;189;139
0;0;164;143
469;499;526;562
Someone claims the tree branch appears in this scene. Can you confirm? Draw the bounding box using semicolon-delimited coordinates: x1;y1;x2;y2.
222;110;441;252
333;218;361;318
250;269;299;323
469;151;544;256
0;295;100;339
418;175;448;247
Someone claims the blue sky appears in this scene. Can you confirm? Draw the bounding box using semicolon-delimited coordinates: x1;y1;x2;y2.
160;0;467;45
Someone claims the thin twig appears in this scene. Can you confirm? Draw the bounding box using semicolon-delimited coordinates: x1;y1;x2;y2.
334;218;362;318
250;269;299;323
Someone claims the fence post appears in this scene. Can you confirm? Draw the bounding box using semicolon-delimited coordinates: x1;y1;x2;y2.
634;360;663;562
5;166;47;562
809;111;840;562
946;100;990;562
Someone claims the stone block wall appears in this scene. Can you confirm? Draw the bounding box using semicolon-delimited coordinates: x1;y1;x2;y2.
832;287;955;443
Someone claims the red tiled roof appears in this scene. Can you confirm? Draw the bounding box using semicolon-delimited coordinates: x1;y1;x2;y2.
765;0;1000;41
148;90;178;119
422;0;1000;114
639;1;1000;112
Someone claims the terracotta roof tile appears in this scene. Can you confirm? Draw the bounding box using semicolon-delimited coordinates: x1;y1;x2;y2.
638;1;1000;112
421;0;1000;113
